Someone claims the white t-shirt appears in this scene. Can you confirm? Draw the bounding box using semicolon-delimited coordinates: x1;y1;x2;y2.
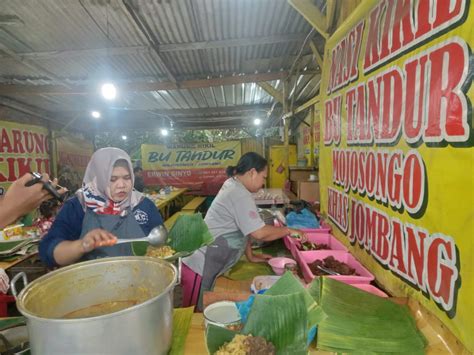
183;177;265;275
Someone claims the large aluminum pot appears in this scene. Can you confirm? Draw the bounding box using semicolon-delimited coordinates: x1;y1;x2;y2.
11;256;177;355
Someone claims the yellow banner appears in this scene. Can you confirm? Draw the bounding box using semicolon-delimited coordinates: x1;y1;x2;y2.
319;0;473;350
54;132;93;192
0;121;50;195
141;141;241;194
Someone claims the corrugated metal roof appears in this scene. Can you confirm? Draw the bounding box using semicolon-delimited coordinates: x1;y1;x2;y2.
0;0;321;129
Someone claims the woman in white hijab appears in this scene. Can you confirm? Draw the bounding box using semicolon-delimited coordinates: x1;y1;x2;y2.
39;148;164;267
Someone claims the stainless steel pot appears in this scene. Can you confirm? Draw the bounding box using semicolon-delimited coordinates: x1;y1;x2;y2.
11;256;177;355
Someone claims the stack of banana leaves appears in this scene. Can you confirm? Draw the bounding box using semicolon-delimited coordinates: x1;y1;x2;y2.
133;213;213;261
207;273;426;354
312;277;427;354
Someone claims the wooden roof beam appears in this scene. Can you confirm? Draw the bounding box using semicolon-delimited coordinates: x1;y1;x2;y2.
257;82;284;104
103;104;272;116
0;97;63;125
288;0;329;39
0;33;308;61
0;71;289;95
121;0;176;83
0;32;73;89
282;95;320;120
160;33;306;52
326;0;338;32
309;40;324;69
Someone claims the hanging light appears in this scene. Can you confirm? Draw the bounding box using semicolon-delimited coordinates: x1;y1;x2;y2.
161;128;169;136
101;83;117;100
91;111;101;119
121;135;127;140
253;118;261;126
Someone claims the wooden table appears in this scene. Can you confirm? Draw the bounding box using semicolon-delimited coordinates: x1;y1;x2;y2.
0;253;32;270
182;312;332;354
153;188;187;219
188;275;466;354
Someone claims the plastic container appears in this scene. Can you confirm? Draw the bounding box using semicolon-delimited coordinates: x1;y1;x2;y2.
290;233;348;258
268;257;297;275
301;227;331;234
350;284;388;298
296;250;374;284
203;301;241;330
250;275;281;293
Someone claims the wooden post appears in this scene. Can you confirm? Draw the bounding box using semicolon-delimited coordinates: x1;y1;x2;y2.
283;80;290;180
310;105;315;167
50;130;58;178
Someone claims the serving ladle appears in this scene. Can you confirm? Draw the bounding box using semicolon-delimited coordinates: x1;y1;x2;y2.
115;225;168;247
317;265;340;276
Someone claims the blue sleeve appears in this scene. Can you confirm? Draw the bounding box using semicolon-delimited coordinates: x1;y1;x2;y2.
39;197;84;267
135;198;163;236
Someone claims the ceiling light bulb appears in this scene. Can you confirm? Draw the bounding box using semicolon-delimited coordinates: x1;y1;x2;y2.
161;129;169;136
101;83;117;100
253;118;261;126
91;111;101;119
121;135;127;140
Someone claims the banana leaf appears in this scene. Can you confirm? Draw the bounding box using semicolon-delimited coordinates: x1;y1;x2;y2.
170;307;195;355
315;278;426;354
132;214;213;260
206;324;239;354
168;214;213;252
265;272;326;327
243;292;309;354
224;260;273;280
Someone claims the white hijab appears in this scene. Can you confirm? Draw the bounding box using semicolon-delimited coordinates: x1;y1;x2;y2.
77;147;143;213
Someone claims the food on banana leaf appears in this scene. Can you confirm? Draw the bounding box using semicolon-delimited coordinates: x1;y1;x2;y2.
309;256;358;276
146;245;176;258
299;241;329;251
215;334;275;355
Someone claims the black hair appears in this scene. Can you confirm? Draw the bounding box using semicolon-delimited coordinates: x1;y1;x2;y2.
39;200;59;219
133;166;143;174
226;152;267;177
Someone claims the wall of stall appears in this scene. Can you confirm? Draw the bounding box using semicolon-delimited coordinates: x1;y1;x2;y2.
319;0;473;351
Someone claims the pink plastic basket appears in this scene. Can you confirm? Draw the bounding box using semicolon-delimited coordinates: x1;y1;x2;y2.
283;235;293;250
297;250;375;284
289;233;348;259
301;227;331;234
350;284;388;297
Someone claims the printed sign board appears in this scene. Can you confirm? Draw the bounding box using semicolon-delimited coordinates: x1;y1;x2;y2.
319;0;473;350
141;141;241;195
0;121;50;195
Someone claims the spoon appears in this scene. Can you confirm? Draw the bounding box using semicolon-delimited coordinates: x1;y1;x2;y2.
115;225;168;247
317;265;340;276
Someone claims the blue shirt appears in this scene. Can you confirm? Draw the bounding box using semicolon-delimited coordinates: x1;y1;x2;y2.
39;197;163;267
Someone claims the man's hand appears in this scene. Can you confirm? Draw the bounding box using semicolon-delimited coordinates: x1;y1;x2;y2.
0;173;67;228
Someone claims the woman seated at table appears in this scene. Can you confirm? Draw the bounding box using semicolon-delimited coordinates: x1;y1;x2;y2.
182;152;306;309
39;147;163;267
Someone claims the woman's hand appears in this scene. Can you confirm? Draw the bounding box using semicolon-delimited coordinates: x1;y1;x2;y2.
248;253;273;263
288;228;307;243
81;229;117;252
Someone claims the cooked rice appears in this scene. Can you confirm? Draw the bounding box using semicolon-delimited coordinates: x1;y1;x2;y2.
146;245;176;258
